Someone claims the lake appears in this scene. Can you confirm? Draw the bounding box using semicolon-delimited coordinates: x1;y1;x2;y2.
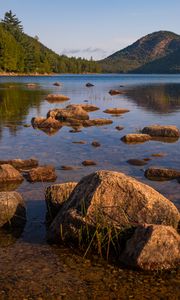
0;74;179;299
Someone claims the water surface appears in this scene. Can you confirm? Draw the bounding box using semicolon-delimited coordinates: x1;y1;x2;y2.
0;74;179;299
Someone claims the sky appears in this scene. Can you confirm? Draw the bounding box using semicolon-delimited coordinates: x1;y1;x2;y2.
0;0;180;60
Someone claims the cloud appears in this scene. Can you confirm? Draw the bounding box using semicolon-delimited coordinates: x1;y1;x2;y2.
61;47;108;59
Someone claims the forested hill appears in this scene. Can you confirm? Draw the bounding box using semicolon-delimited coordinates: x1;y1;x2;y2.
0;11;101;74
100;31;180;73
1;11;180;74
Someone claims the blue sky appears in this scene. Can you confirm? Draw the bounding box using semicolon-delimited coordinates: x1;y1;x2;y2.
1;0;180;60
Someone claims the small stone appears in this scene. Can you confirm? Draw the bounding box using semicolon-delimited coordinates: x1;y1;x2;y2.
25;166;57;182
0;164;23;183
53;82;61;86
61;166;76;171
142;125;180;138
109;90;124;96
104;108;129;114
86;83;94;87
91;141;101;147
127;159;148;166
121;134;152;143
45;94;70;102
83;119;113;127
151;153;167;157
72;141;86;144
115;126;124;131
82;160;97;166
23;124;31;128
145;167;180;181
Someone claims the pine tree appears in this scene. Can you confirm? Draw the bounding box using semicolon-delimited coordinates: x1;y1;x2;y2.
1;10;23;31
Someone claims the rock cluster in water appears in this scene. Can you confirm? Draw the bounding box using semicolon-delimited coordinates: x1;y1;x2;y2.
31;103;113;134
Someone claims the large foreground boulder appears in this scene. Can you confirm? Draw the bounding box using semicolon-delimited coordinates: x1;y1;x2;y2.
0;164;23;183
45;182;77;220
120;224;180;270
48;171;180;246
142;125;180;138
0;191;26;228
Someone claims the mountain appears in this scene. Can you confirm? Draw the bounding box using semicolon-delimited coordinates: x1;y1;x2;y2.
100;31;180;73
0;11;100;74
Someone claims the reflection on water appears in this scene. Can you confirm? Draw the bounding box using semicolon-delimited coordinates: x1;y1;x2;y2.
126;83;180;114
0;75;180;299
0;83;49;138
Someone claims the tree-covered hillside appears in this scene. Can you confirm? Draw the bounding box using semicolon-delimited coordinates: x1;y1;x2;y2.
0;11;101;74
99;31;180;73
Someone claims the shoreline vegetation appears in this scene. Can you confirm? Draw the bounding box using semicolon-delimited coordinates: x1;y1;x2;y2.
0;72;101;76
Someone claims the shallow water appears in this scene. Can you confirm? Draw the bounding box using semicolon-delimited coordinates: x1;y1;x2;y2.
0;74;179;299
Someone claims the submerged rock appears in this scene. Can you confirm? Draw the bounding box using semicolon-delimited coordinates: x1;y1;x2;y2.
26;83;38;88
0;164;23;183
45;182;77;220
48;170;180;246
45;94;70;102
104;108;129;114
127;159;148;166
115;126;124;131
91;141;101;147
0;191;26;228
120;224;180;270
142;125;180;138
61;165;77;170
82;160;97;166
121;134;152;143
69;128;82;133
145;167;180;181
109;90;124;96
151;153;167;158
72;141;87;144
83;119;113;127
66;104;99;112
25;166;57;182
0;158;38;170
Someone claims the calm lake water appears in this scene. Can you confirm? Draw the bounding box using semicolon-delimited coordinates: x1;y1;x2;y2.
0;74;179;299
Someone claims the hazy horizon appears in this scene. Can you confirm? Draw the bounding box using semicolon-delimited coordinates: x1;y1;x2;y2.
1;0;180;60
